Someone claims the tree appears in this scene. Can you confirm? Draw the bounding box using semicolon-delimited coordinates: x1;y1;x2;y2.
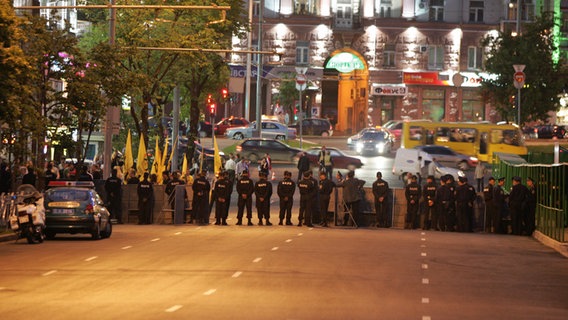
481;14;564;124
273;73;299;120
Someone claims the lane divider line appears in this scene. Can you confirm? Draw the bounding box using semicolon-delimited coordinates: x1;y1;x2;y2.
421;264;428;270
271;247;279;251
422;316;432;320
422;297;430;304
285;239;292;243
298;233;303;236
420;244;427;248
42;270;57;276
165;305;183;313
151;238;160;242
174;232;182;235
85;256;98;262
421;238;426;241
421;252;427;257
203;289;217;296
422;278;429;284
122;246;132;250
253;257;262;263
232;271;242;278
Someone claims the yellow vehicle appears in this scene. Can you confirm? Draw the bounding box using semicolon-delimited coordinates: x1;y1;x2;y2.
400;121;527;163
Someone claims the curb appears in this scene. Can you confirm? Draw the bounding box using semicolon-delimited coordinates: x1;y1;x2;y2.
0;232;16;243
533;231;568;258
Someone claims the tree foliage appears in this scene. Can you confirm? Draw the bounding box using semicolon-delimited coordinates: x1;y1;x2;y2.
481;14;566;124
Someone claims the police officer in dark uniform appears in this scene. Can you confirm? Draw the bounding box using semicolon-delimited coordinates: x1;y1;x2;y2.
455;176;476;232
137;172;153;224
493;177;507;234
277;171;295;225
104;169;123;224
297;170;316;227
405;175;421;229
435;176;451;231
422;175;437;230
192;171;210;225
509;176;529;235
372;171;390;228
318;171;335;227
445;174;457;231
165;171;184;209
236;170;254;226
254;171;273;225
483;177;496;233
214;171;231;225
525;177;537;235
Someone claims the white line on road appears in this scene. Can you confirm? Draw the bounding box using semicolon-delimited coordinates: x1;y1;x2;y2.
232;271;242;278
253;257;262;263
422;278;429;284
420;244;427;248
203;289;217;296
151;238;160;242
285;239;292;243
298;233;303;236
421;238;426;241
42;270;57;276
165;305;183;313
421;252;427;257
422;264;428;270
422;297;430;304
122;246;132;250
422;316;431;320
174;232;182;235
271;247;279;251
85;256;98;262
421;232;426;235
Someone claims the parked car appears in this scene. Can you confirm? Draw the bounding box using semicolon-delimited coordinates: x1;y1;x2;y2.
193;141;226;171
414;145;478;171
392;148;464;181
225;121;296;140
235;138;302;163
522;126;538;140
290;118;333;136
44;181;112;240
536;125;566;139
304;147;363;170
214;117;250;136
197;121;213;137
347;127;380;149
354;129;394;155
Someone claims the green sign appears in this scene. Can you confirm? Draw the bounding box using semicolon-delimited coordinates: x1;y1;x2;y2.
326;52;365;73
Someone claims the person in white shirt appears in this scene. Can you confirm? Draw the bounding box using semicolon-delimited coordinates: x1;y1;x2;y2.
224;153;237;186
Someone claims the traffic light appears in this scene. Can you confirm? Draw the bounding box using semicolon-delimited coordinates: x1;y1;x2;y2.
209;103;216;117
206;94;213;105
221;88;229;99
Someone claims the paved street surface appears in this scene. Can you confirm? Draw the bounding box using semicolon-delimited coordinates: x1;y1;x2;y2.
1;224;567;320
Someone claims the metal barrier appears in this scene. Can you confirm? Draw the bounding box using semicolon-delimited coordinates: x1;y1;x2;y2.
492;153;567;242
537;205;565;242
0;193;15;231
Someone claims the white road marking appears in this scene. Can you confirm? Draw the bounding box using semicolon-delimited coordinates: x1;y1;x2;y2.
271;247;279;251
420;244;427;248
85;256;98;262
196;227;202;230
422;316;431;320
203;289;217;296
421;238;426;241
151;238;160;242
422;264;428;270
253;257;262;263
298;233;303;236
42;270;57;276
421;252;427;257
165;305;183;313
422;278;429;284
421;232;426;235
232;271;242;278
285;239;292;243
174;232;182;235
422;297;430;304
122;246;132;250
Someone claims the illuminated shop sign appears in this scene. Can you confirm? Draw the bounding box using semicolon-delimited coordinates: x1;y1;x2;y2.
325;52;365;73
372;85;407;96
403;72;483;87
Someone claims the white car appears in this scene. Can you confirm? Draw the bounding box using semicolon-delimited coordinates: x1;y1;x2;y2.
225;121;296;140
392;148;464;181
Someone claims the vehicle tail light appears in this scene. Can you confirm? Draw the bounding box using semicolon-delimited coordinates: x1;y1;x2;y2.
236;146;242;152
85;204;94;214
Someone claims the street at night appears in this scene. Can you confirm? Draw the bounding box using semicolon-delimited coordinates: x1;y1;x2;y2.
1;224;567;319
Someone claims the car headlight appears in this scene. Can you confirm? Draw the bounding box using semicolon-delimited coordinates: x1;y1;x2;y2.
376;142;385;152
356;142;363;150
457;170;465;177
347;138;352;144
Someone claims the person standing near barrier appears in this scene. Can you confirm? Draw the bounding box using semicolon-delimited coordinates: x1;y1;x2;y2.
422;175;437;230
372;171;390;228
214;171;231;225
137;172;153;224
236;170;254;226
318;146;333;180
254;171;272;226
509;176;529;236
475;162;486;192
297;171;316;227
104;169;123;224
445;175;457;231
455;177;476;232
404;175;421;229
235;157;249;180
525;177;537;235
192;171;211;225
297;152;310;181
336;170;366;226
277;171;295;225
318;171;335;227
166;171;184;209
44;163;57;190
493;177;507;234
224;153;236;187
435;176;451;231
483;177;497;233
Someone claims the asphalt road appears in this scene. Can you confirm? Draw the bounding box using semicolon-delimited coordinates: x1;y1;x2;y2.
1;225;567;320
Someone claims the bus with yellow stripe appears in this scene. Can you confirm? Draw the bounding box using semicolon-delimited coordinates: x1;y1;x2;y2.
401;121;528;163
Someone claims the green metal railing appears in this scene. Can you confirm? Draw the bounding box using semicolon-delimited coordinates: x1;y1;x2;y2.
493;153;567;242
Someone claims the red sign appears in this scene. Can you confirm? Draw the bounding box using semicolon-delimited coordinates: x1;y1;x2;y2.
296;74;307;85
514;71;525;84
403;72;450;86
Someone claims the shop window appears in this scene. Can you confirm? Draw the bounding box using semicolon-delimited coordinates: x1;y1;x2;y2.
428;45;444;70
469;1;484;22
422;89;445;121
383;44;396;67
467;46;483;70
429;0;444;21
507;0;535;21
296;41;309;65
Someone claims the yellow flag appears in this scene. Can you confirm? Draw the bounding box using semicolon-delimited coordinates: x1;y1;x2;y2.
136;133;148;177
181;153;188;177
123;130;134;183
159;134;169;181
168;137;177;171
151;135;162;182
213;134;222;175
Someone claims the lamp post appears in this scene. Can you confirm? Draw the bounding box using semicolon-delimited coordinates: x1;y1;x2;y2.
255;0;263;138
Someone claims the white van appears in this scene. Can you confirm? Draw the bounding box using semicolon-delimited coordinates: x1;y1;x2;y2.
392;148;464;181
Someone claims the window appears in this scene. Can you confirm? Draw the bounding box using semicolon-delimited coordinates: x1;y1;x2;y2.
507;0;535;21
428;45;444;70
296;41;309;65
469;1;484;22
467;46;483;70
429;0;444;21
383;44;396;67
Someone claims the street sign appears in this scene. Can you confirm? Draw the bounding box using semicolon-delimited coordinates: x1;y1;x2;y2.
296;74;307;91
514;71;525;89
513;64;526;72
